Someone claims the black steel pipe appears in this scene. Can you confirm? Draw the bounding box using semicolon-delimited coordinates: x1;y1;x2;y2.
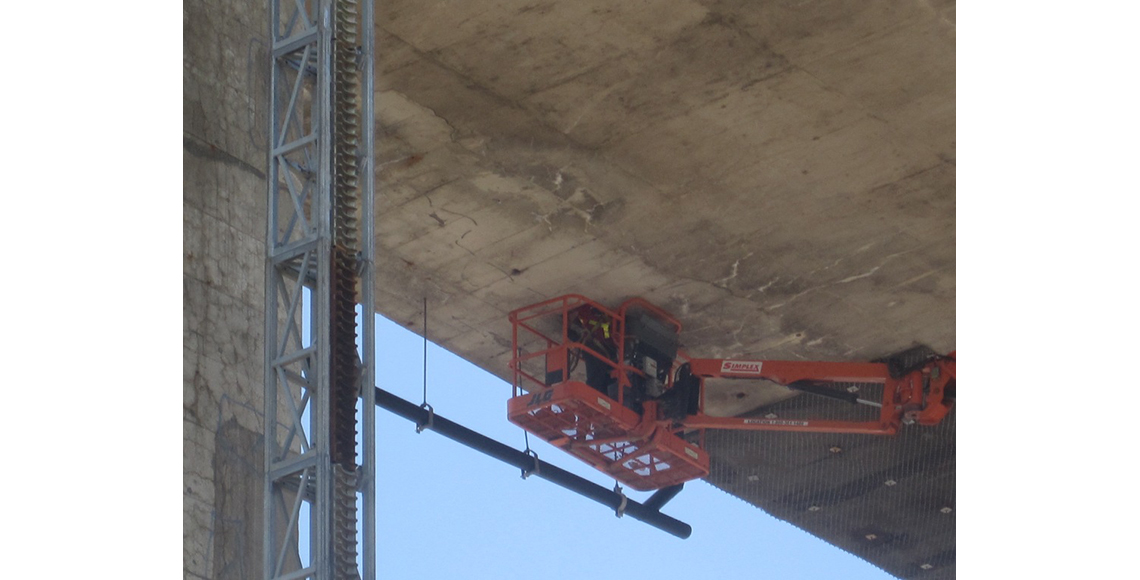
643;483;684;511
374;387;692;539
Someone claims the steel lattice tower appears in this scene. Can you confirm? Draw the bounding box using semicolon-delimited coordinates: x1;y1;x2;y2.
263;0;375;578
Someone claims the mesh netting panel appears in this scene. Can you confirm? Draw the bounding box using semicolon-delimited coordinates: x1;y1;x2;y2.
704;405;955;579
748;382;886;422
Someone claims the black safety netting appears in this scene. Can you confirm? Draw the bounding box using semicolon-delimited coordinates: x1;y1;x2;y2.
703;398;955;579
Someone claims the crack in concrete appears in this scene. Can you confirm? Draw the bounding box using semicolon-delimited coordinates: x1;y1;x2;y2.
890;267;944;289
394;177;465;212
727;320;748;351
184;134;266;180
766;285;821;311
384;86;464;143
864;162;946;196
837;265;882;284
812;257;845;275
530;198;602;233
454;233;478;257
769;249;916;309
531;210;555;231
718;260;741;287
714;252;754;288
419;190;481;229
436;206;479;226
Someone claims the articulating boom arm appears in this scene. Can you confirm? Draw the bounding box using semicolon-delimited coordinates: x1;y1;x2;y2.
681;353;955;435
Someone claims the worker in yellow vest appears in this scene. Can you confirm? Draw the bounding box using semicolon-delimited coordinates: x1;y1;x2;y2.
569;305;617;397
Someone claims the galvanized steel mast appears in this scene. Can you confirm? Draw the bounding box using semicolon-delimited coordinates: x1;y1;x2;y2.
359;0;376;576
264;0;375;577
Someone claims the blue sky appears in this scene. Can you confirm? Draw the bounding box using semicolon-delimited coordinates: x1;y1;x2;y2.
369;312;893;579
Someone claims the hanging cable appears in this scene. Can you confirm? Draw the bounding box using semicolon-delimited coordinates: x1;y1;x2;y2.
422;296;428;406
515;344;540;479
416;296;434;433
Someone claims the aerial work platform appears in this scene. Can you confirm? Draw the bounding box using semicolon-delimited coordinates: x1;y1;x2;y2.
506;294;954;491
508;381;708;491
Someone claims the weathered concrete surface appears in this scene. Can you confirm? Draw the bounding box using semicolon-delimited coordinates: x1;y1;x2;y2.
185;0;954;577
184;0;274;576
373;0;955;413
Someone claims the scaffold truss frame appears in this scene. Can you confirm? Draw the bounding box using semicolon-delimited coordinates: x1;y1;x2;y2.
264;0;375;578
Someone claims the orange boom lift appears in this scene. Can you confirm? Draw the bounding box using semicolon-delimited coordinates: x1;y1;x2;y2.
507;294;955;492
